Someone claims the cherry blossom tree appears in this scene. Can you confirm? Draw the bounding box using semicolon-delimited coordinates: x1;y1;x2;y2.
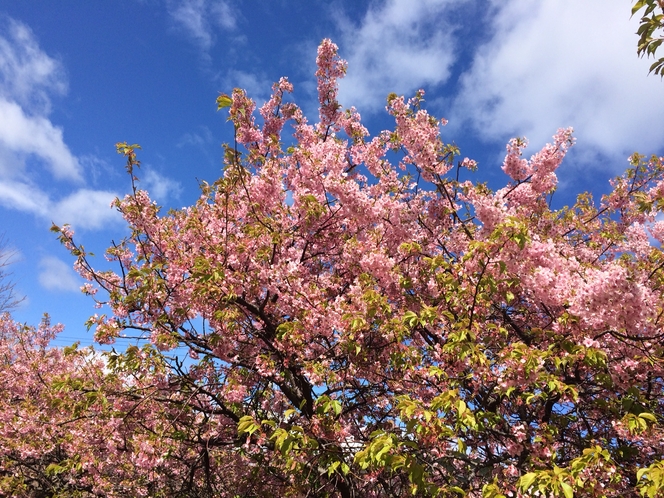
0;312;283;497
32;38;664;496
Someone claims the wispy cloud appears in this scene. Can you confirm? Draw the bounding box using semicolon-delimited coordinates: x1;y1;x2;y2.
0;16;67;114
224;69;272;103
167;0;236;51
335;0;464;113
452;0;664;165
0;179;121;230
0;17;82;182
142;169;182;202
209;0;235;31
177;126;213;148
38;255;81;292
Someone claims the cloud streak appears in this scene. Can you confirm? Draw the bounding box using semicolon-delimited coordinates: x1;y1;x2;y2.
167;0;236;51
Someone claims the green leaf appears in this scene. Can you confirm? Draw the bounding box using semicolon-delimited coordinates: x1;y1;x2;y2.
237;415;260;436
519;472;538;491
639;412;657;423
632;0;648;15
327;460;340;476
560;482;574;498
403;310;419;328
217;93;233;110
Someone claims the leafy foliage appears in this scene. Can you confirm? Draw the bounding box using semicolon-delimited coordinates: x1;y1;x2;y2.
633;0;664;76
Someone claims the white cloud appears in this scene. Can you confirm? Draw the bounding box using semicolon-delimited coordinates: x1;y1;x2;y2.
141;169;182;202
0;179;49;216
51;189;121;230
335;0;463;112
0;99;81;181
0;179;121;230
0;17;82;185
167;0;236;51
452;0;664;165
38;256;81;292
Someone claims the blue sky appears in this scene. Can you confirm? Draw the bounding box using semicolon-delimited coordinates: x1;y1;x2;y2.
0;0;663;347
